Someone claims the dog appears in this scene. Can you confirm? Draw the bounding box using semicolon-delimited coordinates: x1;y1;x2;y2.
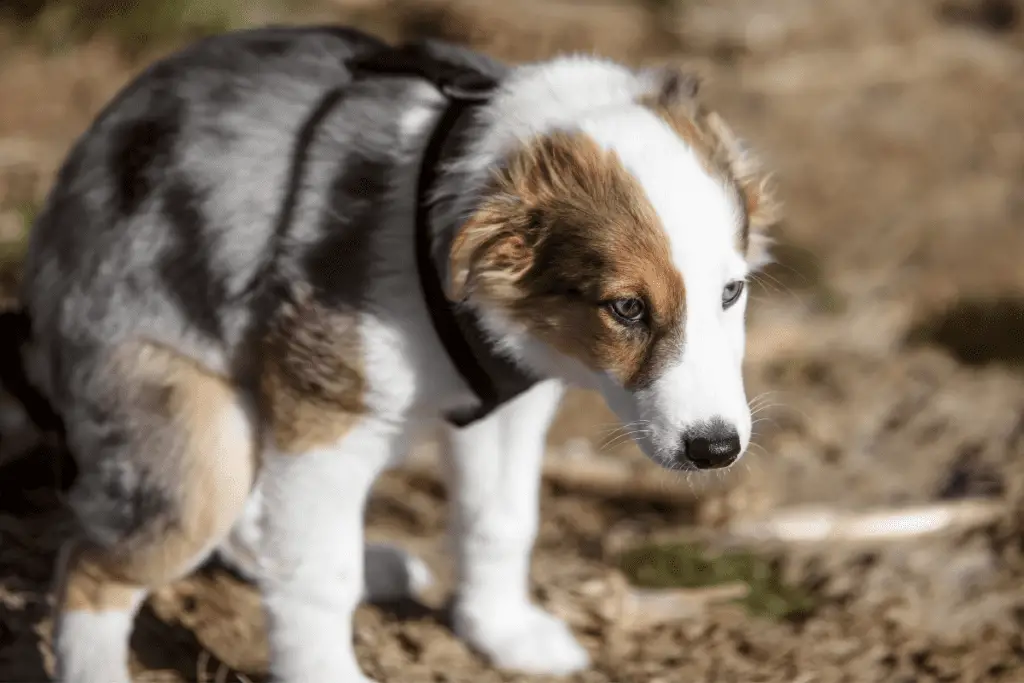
11;24;778;683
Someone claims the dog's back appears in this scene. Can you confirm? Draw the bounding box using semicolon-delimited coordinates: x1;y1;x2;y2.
21;26;388;409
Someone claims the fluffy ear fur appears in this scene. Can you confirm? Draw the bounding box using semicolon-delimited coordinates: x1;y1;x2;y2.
448;131;608;303
704;112;781;270
447;191;537;303
705;113;779;223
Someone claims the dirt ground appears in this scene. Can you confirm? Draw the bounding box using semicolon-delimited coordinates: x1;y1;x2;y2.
2;0;1024;681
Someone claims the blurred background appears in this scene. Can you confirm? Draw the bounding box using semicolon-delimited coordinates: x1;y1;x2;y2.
0;1;1023;681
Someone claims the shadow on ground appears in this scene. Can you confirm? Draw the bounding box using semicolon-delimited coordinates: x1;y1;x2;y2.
906;296;1024;369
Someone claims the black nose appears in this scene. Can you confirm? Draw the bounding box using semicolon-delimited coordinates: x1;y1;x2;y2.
681;422;742;470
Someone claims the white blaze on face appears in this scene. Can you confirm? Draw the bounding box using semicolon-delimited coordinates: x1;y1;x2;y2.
580;106;753;461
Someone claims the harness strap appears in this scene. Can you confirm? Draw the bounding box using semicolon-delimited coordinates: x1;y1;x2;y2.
351;42;537;427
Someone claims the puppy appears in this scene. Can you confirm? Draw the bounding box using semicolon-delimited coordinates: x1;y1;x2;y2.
16;25;777;683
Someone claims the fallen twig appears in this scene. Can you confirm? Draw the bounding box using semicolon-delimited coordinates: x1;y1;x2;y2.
607;498;1007;557
589;573;749;630
726;499;1005;545
617;582;750;629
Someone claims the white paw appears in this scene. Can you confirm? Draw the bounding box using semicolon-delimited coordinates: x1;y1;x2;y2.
363;543;434;602
453;601;590;675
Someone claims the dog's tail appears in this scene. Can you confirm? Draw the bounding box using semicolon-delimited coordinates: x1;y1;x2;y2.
0;307;66;470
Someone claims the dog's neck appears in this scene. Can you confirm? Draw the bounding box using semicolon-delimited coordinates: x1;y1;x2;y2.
351;40;542;425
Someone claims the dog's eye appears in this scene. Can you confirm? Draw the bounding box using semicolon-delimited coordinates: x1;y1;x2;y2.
722;280;745;309
609;298;645;323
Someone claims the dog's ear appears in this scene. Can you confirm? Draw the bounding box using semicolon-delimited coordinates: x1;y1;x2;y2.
640;64;702;110
705;112;781;269
447;195;537;303
448;133;593;303
638;65;780;268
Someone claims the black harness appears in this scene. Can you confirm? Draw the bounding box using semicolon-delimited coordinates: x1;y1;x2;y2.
350;42;538;427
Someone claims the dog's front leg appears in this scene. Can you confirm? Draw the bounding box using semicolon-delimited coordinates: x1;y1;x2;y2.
257;419;400;683
442;379;591;675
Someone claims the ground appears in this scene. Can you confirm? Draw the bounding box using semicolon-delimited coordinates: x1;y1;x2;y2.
1;0;1024;681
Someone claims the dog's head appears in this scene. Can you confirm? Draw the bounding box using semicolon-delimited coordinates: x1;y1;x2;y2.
445;61;779;470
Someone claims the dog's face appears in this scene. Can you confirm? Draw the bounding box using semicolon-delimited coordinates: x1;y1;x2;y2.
448;80;777;470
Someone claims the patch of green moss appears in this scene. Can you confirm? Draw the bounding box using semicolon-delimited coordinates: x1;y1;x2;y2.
618;542;816;621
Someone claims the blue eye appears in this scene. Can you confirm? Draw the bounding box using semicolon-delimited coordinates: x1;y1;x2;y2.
722;280;745;309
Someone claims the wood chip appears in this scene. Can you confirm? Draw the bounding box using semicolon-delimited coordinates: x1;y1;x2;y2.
727;499;1005;545
600;573;749;631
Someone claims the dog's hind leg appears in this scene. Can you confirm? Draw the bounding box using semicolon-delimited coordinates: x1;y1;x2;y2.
442;379;591;675
218;488;434;603
52;343;257;683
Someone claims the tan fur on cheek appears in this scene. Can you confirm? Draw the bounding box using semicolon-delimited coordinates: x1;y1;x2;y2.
507;299;649;385
259;286;366;454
